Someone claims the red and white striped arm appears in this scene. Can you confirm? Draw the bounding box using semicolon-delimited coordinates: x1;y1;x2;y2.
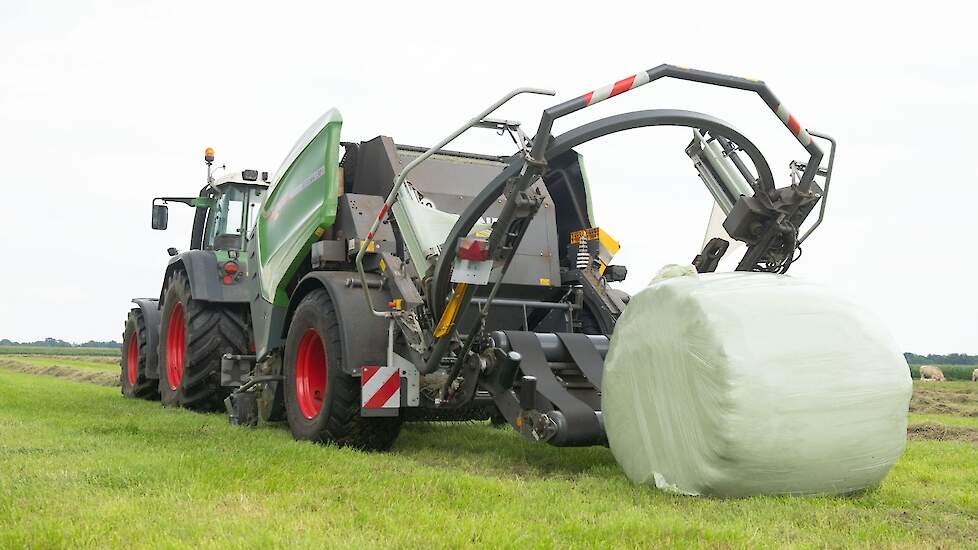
774;103;813;147
531;64;823;191
582;72;652;106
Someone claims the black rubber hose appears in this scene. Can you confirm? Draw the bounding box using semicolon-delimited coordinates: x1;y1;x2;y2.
545;109;777;198
777;222;799;274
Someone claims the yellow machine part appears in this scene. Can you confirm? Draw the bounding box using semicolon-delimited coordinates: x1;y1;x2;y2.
433;283;469;338
569;227;620;274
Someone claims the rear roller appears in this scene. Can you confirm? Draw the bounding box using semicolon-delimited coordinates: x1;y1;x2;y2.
486;331;608;447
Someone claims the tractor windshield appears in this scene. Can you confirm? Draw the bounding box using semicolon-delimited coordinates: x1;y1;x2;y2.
204;185;264;250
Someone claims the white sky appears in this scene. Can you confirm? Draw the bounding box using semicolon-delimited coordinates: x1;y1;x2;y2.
1;1;975;353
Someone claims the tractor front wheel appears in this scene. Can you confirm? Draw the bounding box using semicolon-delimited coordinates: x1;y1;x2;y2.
283;288;401;450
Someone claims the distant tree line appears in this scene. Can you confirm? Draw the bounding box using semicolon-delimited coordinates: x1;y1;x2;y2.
904;352;978;365
0;338;121;349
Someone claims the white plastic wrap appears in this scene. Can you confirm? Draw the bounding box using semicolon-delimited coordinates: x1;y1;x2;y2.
602;270;912;497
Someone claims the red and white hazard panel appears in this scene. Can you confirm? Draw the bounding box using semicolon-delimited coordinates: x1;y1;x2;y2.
361;366;401;409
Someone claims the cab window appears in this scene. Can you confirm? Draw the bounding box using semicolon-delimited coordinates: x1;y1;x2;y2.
204;186;246;250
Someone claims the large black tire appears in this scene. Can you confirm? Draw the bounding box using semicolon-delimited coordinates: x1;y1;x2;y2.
121;309;160;400
284;289;401;450
157;270;248;411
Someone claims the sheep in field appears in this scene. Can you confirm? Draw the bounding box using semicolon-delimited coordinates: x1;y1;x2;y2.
920;365;946;382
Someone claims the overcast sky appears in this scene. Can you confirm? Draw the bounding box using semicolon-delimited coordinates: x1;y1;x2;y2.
1;1;975;353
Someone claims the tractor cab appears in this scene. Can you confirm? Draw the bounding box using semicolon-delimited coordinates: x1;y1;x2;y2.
194;173;268;251
151;148;269;253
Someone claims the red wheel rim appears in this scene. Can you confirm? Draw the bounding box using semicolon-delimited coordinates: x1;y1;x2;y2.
295;328;327;419
126;330;139;386
165;303;185;391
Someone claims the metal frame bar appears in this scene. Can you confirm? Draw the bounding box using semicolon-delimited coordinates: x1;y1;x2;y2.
799;131;836;243
153;196;198;207
530;64;824;195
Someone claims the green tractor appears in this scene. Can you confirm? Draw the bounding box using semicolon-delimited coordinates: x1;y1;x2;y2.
122;149;268;409
123;64;835;453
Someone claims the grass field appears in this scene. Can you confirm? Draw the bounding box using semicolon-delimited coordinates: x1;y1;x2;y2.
1;358;977;548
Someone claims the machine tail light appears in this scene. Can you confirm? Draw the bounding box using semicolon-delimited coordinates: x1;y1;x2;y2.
457;237;490;261
222;261;238;285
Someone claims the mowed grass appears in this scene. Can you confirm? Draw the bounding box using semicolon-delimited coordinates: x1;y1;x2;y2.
910;413;978;429
0;346;120;357
1;372;977;548
1;354;120;372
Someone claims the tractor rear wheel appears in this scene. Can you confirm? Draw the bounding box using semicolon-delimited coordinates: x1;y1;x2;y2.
157;270;248;411
121;309;160;400
283;288;401;450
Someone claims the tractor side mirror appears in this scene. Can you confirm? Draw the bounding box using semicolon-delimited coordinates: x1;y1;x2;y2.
152;204;169;230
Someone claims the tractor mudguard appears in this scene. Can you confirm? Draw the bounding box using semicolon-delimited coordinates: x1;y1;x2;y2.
287;271;392;377
130;298;161;379
160;250;254;304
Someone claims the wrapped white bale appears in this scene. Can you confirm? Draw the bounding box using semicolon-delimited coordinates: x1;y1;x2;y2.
602;271;912;497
